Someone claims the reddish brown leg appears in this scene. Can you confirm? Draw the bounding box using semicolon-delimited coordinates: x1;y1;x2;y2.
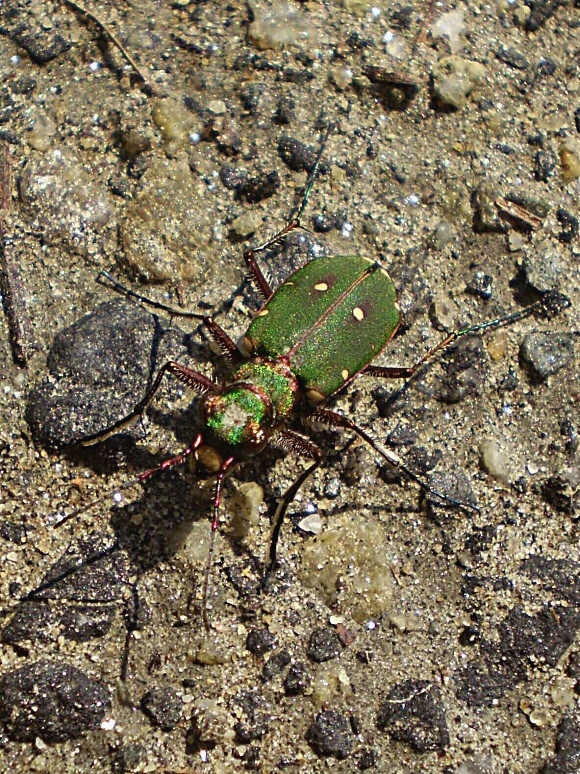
80;361;218;447
363;294;560;383
56;434;205;527
312;407;478;512
243;224;299;302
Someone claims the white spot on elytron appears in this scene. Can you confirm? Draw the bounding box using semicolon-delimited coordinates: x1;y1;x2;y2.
353;307;365;321
257;309;269;317
342;369;349;380
394;302;401;311
314;282;328;291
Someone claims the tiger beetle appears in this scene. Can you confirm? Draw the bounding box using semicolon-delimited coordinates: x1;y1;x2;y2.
58;129;569;631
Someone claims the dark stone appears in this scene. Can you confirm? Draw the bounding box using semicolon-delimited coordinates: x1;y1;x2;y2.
525;0;565;31
497;46;529;70
377;680;450;751
277;135;319;173
0;660;110;742
540;476;576;515
233;691;271;743
239;83;265;114
358;747;380;769
237;170;280;204
2;601;56;644
542;712;580;773
536;58;557;77
0;0;72;63
225;562;261;599
426;469;477;516
261;650;291;680
111;743;146;774
220;165;247;190
60;604;116;642
306;710;353;760
108;175;133;199
312;212;340;233
454;663;513;707
556;208;579;244
498;605;580;680
459;625;481;646
534;149;557;182
521;556;580;605
284;662;311;696
307;628;342;662
246;628;277;657
141;686;182;731
26;299;190;447
466;272;493;301
0;520;28;544
274;95;296;125
520;332;575;379
433;335;488;404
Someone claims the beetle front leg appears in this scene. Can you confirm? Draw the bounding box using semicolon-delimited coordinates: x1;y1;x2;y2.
80;361;218;446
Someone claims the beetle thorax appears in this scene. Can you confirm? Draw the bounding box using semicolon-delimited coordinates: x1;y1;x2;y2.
198;359;298;459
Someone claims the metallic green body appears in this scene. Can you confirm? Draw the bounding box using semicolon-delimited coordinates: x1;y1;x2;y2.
200;360;297;456
246;254;400;397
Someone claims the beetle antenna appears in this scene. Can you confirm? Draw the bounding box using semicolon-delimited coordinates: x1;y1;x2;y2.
97;271;207;319
201;456;236;632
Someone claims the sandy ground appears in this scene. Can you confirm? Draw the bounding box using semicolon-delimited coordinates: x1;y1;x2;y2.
0;1;578;771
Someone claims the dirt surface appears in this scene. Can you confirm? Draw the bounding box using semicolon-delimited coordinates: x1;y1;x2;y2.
0;1;578;771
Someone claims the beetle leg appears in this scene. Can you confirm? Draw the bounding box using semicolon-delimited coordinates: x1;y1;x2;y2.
267;429;323;574
98;271;242;362
243;246;276;301
242;125;333;302
80;361;218;446
202;455;237;631
56;433;205;527
311;407;478;512
202;317;243;362
363;290;570;382
362;364;416;379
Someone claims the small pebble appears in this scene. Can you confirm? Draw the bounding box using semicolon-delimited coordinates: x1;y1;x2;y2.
520;333;575;379
306;710;353;760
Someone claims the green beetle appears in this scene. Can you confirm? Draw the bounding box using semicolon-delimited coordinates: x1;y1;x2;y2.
68;133;567;630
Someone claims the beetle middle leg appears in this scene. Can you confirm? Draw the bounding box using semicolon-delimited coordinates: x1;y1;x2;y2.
311;407;478;512
80;361;219;446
